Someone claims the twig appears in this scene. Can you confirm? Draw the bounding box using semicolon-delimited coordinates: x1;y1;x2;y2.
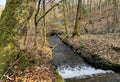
3;75;12;81
34;0;42;26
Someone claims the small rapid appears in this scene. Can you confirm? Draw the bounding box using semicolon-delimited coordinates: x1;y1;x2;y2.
58;65;112;79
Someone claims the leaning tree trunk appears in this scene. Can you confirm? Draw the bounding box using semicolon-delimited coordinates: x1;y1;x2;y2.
0;0;34;76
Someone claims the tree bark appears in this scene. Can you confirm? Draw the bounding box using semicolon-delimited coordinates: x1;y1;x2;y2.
0;0;35;76
73;0;82;36
112;0;119;32
42;0;46;46
63;0;69;36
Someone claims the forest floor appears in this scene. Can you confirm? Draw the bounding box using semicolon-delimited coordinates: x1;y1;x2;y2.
0;43;58;82
63;33;120;64
6;65;55;82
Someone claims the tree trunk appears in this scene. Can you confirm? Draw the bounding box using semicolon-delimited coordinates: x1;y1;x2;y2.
63;0;69;36
0;0;34;76
73;0;82;36
42;0;46;46
99;0;102;18
105;0;110;33
112;0;118;32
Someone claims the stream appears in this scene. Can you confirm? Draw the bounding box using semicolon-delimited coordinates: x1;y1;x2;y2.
49;35;120;82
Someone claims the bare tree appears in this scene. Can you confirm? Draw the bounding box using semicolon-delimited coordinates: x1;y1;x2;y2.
73;0;82;36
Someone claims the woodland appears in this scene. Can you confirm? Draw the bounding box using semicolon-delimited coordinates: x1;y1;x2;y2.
0;0;120;82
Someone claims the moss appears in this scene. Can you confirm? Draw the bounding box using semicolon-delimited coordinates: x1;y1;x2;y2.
0;0;30;77
111;63;120;72
0;0;28;46
55;72;64;82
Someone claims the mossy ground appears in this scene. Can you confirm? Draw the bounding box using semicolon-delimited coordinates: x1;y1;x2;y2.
55;72;64;82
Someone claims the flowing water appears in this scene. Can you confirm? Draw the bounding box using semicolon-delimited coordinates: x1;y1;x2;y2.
49;35;120;82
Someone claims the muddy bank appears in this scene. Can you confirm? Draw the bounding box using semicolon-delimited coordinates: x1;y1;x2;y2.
59;34;120;72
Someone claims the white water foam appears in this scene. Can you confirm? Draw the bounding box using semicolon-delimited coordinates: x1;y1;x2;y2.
58;65;113;79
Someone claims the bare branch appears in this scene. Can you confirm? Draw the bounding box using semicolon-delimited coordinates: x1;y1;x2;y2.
34;0;42;26
36;0;63;24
